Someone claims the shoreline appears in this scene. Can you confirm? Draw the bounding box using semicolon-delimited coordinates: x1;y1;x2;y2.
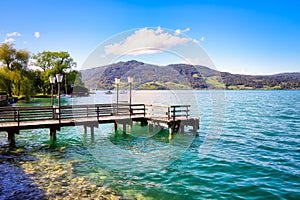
0;145;123;200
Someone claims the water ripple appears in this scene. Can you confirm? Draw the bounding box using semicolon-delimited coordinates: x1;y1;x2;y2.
1;91;300;199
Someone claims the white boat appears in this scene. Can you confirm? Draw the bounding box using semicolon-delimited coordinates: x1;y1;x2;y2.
60;94;72;98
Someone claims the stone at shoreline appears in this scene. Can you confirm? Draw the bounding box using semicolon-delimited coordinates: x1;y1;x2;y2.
0;162;47;200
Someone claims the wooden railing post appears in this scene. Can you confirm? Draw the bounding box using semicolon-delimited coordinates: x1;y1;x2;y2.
58;106;61;125
172;106;176;122
186;106;189;119
52;106;55;119
17;109;20;128
13;108;17;121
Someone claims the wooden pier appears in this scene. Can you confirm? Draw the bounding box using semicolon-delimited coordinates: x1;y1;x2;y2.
0;103;199;146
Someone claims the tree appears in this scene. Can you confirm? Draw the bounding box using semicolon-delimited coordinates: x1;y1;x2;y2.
0;43;29;71
31;51;52;72
0;43;15;70
21;70;36;101
32;51;81;94
0;68;13;96
0;43;32;97
11;50;29;71
69;70;84;87
32;51;75;73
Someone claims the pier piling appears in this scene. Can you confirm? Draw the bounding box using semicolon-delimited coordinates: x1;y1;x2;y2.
7;130;16;147
122;123;127;134
83;125;87;134
49;127;57;142
149;123;153;134
114;122;118;132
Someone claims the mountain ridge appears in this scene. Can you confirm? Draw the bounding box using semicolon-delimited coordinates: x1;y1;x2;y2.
81;60;300;90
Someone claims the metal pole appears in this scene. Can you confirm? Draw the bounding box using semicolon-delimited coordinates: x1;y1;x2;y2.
129;82;132;105
51;83;54;106
51;83;54;119
58;82;61;123
65;74;67;95
58;82;61;107
116;83;119;115
129;82;132;116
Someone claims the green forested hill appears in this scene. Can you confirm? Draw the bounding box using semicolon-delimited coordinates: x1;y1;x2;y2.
81;60;300;90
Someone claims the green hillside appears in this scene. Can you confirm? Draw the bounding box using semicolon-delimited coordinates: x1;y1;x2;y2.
81;60;300;90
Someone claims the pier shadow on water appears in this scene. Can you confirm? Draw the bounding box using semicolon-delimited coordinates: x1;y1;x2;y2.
0;145;47;200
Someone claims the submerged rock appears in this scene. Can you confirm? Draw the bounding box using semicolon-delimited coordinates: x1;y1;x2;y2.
0;162;47;200
0;146;124;200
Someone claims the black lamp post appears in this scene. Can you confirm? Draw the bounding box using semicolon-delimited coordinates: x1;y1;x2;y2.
56;74;63;121
127;76;133;116
115;77;120;115
56;74;63;106
127;76;133;105
49;76;56;106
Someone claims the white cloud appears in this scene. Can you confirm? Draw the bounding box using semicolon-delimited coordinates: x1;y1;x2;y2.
175;28;190;35
7;32;21;37
192;36;204;44
193;39;200;44
3;38;15;43
155;26;163;34
34;32;40;38
105;27;191;56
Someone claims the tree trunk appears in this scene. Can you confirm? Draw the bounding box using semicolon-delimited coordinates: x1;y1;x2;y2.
8;82;12;97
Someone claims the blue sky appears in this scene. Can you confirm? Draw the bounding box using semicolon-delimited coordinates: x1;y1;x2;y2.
0;0;299;74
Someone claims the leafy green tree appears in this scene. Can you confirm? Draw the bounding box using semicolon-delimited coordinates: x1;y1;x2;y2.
32;51;75;73
11;50;29;71
31;51;53;72
0;43;15;70
0;43;29;71
0;43;32;98
1;47;85;98
21;70;36;101
0;68;13;96
69;70;84;87
32;70;44;94
32;51;82;94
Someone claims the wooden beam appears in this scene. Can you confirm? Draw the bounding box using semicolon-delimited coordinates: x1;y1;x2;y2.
49;127;57;142
83;125;87;134
122;123;126;134
91;126;94;135
114;121;118;132
7;130;15;147
149;123;153;134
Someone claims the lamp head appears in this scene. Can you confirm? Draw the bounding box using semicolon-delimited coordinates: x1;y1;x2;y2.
49;76;56;84
127;76;133;83
56;74;63;83
115;77;120;84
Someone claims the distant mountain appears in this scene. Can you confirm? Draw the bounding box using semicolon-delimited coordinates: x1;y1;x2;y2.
81;60;300;90
220;72;300;90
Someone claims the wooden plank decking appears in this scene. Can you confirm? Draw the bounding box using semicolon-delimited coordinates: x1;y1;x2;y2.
0;103;199;146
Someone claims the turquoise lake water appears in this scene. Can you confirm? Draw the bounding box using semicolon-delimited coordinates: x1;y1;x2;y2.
1;90;300;199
